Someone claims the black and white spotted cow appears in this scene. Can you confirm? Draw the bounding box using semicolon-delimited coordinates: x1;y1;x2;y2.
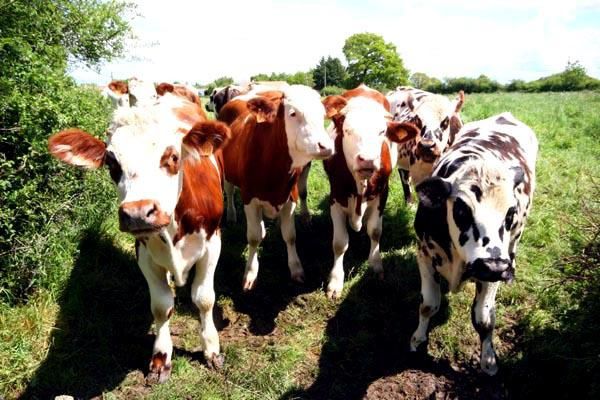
410;112;538;375
387;87;464;203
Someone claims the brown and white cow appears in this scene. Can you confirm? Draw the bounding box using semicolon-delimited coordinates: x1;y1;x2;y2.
102;80;130;108
410;112;538;375
218;85;334;291
322;85;419;299
155;82;207;120
387;87;464;203
48;93;230;383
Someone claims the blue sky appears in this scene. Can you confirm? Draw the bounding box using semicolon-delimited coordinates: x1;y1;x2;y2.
69;0;600;85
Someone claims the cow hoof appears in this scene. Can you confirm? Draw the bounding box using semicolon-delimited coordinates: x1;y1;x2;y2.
410;334;426;352
146;364;172;385
242;277;256;292
326;288;341;300
377;271;384;281
299;212;312;227
206;353;225;371
481;353;499;376
291;270;305;284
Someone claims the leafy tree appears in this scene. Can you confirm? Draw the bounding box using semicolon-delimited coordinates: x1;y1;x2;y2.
313;56;347;90
205;76;234;94
250;71;314;86
0;0;133;302
342;33;409;91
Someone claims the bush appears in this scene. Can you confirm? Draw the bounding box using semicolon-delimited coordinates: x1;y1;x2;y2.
320;86;345;96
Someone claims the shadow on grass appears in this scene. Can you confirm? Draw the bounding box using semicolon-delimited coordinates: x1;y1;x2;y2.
21;226;153;399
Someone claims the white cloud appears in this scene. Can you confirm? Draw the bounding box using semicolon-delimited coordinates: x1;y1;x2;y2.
69;0;600;85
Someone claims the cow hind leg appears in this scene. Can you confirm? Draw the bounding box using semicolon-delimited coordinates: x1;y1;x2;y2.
298;162;311;225
138;253;175;384
366;204;384;279
327;202;349;300
224;180;237;224
399;168;413;204
191;233;223;369
243;201;265;291
280;200;305;283
472;281;500;375
410;252;441;351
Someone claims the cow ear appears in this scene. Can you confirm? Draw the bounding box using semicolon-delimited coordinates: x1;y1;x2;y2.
183;120;231;158
453;90;465;113
406;93;417;111
108;80;128;94
386;121;419;144
155;82;174;96
416;177;452;208
247;97;280;123
48;128;106;169
510;166;525;189
322;95;347;118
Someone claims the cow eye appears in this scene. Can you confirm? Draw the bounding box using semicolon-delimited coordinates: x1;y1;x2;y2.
379;129;386;136
104;151;122;183
289;110;297;117
440;117;449;130
505;206;517;230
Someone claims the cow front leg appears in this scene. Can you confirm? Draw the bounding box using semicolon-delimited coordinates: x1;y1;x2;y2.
366;201;384;280
224;180;237;224
280;200;305;283
472;281;500;375
191;233;223;370
410;251;441;351
243;200;265;291
327;202;348;300
298;162;311;225
399;168;413;204
138;249;174;384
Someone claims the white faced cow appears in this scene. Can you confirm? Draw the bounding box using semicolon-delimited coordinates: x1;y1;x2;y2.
322;85;419;299
48;94;230;383
410;112;538;375
218;85;334;291
387;86;465;203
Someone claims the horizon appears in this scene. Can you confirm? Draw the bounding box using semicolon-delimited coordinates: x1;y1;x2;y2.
69;0;600;86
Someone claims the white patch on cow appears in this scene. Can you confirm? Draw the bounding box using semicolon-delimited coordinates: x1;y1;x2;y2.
334;97;390;193
102;86;130;108
128;77;158;107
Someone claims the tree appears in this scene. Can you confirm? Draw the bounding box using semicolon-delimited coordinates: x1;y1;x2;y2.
342;33;409;91
313;56;347;89
250;71;314;86
205;76;234;94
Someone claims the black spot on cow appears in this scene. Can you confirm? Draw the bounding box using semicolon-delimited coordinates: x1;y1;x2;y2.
409;153;415;165
498;225;504;241
459;232;469;246
505;206;516;231
475;280;483;294
509;252;515;261
437;155;472;179
487;246;502;258
427;241;434;250
496;115;518;125
470;185;482;202
453;197;474;232
433;271;441;283
482;236;490;246
472;224;480;242
462;129;479;139
415;202;453;262
432;253;443;269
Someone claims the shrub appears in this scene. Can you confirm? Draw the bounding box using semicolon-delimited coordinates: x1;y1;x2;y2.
320;86;346;96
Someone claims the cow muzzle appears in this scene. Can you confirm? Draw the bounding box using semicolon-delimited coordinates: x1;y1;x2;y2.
465;258;514;283
118;200;170;236
355;155;377;179
415;139;440;162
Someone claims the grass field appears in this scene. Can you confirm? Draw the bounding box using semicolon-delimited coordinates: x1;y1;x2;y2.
2;91;599;399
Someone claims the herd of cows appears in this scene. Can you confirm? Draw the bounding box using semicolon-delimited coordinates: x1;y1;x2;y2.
47;78;538;383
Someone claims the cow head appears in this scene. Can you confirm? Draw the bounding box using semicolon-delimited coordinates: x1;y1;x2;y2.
401;91;464;163
48;95;230;238
104;80;130;108
246;85;334;168
128;77;158;107
417;160;525;282
324;95;419;190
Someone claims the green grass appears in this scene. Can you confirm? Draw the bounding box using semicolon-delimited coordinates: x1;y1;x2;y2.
2;91;599;399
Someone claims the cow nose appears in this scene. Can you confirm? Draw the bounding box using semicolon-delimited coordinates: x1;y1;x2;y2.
356;155;376;175
316;142;333;158
467;258;513;282
118;200;169;234
419;138;435;149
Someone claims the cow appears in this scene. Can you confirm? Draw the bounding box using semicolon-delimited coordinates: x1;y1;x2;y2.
128;77;159;106
102;80;130;108
410;112;538;375
156;82;207;119
387;87;465;203
47;93;230;383
322;84;419;299
218;85;334;291
207;85;249;117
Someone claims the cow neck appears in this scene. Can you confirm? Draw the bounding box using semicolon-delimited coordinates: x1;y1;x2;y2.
171;155;223;244
243;105;302;207
324;116;392;216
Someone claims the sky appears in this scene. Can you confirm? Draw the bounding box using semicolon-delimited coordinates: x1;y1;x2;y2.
69;0;600;86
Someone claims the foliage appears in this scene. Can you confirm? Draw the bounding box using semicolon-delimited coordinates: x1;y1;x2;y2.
313;56;347;90
0;0;132;303
342;32;409;91
250;71;315;87
320;86;346;96
523;61;600;92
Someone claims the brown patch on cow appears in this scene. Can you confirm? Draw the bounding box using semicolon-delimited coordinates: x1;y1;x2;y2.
322;95;348;118
155;82;175;96
448;114;463;145
219;95;301;208
167;307;174;319
455;90;465;112
160;146;180;175
173;153;224;243
386;121;419;144
108;80;129;94
48;128;106;169
151;352;168;369
420;305;432;316
183;120;231;157
173;102;207;131
343;85;390;111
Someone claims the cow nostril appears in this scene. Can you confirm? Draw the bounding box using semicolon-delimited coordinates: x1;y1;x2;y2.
146;204;157;218
357;155;365;162
318;142;327;150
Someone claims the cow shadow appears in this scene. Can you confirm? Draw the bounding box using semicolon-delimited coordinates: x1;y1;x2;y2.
21;226;153;399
